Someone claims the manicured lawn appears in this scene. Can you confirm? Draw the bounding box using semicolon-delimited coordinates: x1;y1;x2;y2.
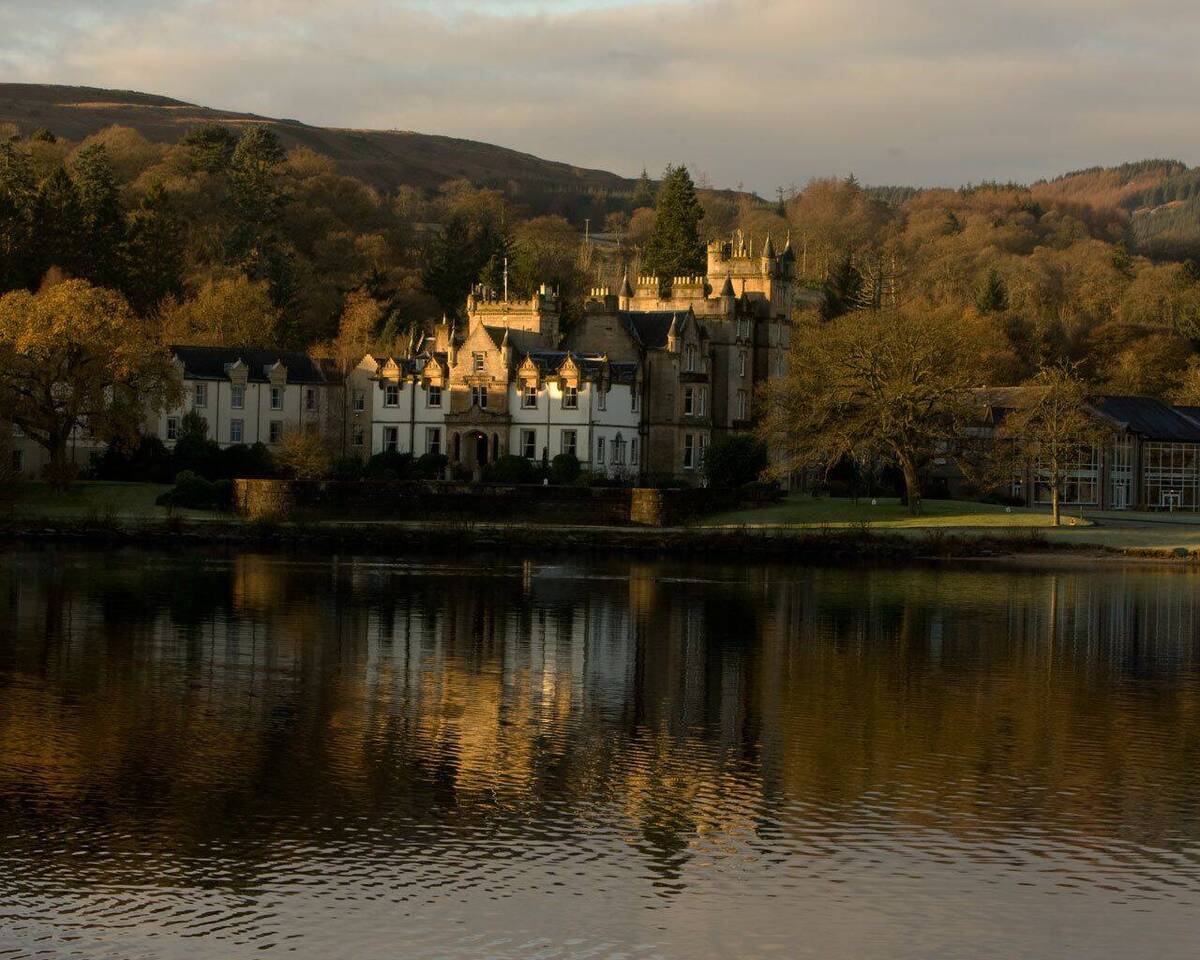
702;495;1088;529
3;482;220;521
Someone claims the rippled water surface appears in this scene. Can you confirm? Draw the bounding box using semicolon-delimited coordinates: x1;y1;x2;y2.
3;547;1200;959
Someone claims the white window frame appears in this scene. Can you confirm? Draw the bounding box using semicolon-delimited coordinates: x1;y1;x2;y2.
698;388;706;418
562;429;577;458
471;385;488;409
305;387;317;412
426;427;442;456
352;389;365;413
684;387;695;416
383;426;399;452
384;384;400;408
231;383;245;410
521;429;537;460
427;384;442;408
598;386;607;411
522;384;538;409
270;386;283;411
597;436;606;464
166;417;179;442
562;385;578;410
685;344;696;372
269;420;283;444
739;350;747;378
230;419;244;444
194;383;208;408
683;434;695;470
353;428;365;448
473;353;486;373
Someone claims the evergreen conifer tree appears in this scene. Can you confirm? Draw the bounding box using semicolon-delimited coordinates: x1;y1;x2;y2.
631;168;656;209
643;165;704;282
975;269;1008;314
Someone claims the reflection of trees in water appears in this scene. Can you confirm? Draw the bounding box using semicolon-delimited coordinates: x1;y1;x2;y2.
2;550;1200;890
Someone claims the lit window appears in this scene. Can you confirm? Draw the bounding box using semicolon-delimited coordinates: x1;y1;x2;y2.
683;434;695;470
231;384;245;410
522;384;538;409
426;427;442;455
521;429;537;460
229;419;243;444
269;420;283;444
563;385;578;410
384;384;400;408
561;429;577;458
270;387;283;410
166;417;179;441
384;426;399;452
194;383;208;408
427;385;442;407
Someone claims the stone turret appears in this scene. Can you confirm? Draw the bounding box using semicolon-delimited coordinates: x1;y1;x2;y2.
618;270;634;310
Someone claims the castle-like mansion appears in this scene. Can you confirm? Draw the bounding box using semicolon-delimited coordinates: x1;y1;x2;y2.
348;234;796;481
7;235;798;484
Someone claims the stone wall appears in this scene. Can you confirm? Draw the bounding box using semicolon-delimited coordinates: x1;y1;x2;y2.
231;480;774;527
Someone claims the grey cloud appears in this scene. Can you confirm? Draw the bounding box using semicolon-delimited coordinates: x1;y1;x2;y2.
3;0;1199;192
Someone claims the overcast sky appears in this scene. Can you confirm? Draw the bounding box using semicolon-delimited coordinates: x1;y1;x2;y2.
4;0;1199;193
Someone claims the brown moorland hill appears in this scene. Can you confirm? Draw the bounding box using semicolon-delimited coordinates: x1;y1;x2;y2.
0;82;639;199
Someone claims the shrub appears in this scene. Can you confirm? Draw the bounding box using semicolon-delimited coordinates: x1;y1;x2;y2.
89;434;175;483
704;435;769;489
172;410;223;479
414;453;448;480
156;470;219;509
218;442;276;480
329;457;365;481
365;450;414;481
484;455;536;484
549;453;581;485
275;430;332;481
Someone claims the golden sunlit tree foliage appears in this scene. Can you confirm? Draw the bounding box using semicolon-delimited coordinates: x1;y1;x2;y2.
158;275;281;348
761;306;983;515
0;278;181;486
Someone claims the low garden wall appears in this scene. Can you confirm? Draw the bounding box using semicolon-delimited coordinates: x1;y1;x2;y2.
232;480;777;527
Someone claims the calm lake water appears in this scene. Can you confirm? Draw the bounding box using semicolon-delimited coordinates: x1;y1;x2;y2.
2;547;1200;959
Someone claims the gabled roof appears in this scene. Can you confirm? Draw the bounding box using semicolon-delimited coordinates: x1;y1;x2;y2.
482;325;547;355
619;310;691;349
519;351;639;384
1089;396;1200;443
171;346;334;384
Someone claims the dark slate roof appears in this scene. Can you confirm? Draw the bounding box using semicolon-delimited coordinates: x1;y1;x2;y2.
620;310;686;349
1089;396;1200;442
1176;406;1200;425
521;351;638;384
368;355;422;375
483;325;548;355
171;346;334;384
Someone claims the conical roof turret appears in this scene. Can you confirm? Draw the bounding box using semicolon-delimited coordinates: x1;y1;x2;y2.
762;235;776;259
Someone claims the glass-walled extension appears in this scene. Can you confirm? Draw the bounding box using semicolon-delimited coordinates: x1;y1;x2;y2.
1035;444;1101;506
1143;441;1200;510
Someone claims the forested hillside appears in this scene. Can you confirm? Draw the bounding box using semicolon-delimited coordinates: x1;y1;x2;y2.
0;84;640;222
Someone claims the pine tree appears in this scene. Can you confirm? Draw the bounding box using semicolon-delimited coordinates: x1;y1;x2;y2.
124;184;184;313
0;142;36;293
975;269;1008;314
72;144;126;289
643;165;704;281
181;122;239;174
31;167;86;281
631;168;656;209
819;253;864;321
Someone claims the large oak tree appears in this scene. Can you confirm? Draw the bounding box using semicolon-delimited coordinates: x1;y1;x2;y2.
0;279;181;486
761;306;982;515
